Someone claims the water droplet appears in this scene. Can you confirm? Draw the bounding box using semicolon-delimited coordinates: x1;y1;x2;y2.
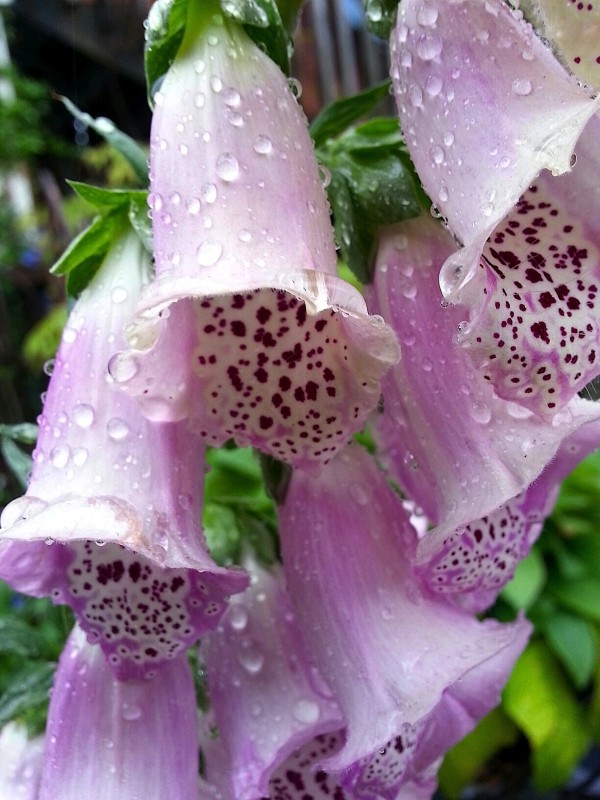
368;1;382;22
200;182;218;204
470;402;492;424
196;241;223;267
397;22;409;42
253;135;272;155
108;353;139;383
210;75;223;93
194;59;206;74
121;702;142;721
401;51;413;68
319;164;331;188
62;327;77;343
422;357;433;372
443;131;455;146
194;92;205;108
293;699;320;724
72;447;88;467
430;145;445;165
408;84;423;107
238;229;252;242
44;359;56;377
425;75;443;96
223;88;241;107
416;33;443;61
570;153;577;168
512;78;532;96
393;233;408;251
350;483;369;506
186;197;201;214
216;153;240;182
237;642;265;674
229;605;248;631
439;184;449;202
107;418;130;441
481;202;494;217
288;78;303;98
50;444;70;468
111;286;128;304
417;5;439;26
72;404;94;428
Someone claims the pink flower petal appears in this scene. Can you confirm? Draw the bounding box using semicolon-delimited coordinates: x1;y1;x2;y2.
0;231;247;680
0;723;44;800
200;561;343;799
279;443;530;795
111;14;398;470
39;626;199;800
367;217;600;540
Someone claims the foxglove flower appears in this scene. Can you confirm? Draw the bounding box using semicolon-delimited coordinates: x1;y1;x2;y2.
391;0;600;416
38;624;199;800
279;443;531;797
367;217;600;545
110;5;398;470
199;561;343;799
0;722;43;800
0;230;247;680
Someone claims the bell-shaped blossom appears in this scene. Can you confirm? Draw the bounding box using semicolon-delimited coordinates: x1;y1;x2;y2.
200;560;343;800
278;443;531;797
528;0;600;90
109;7;398;470
367;216;600;544
38;624;199;800
0;230;247;680
391;0;600;417
0;722;44;800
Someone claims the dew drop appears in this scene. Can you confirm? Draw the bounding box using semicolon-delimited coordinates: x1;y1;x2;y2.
238;229;252;242
62;327;77;343
186;197;201;214
72;447;88;467
229;605;248;631
105;419;130;444
367;1;382;22
408;84;423;107
196;240;223;267
72;404;95;428
429;145;445;165
288;77;303;98
253;135;272;155
111;287;128;304
121;702;142;721
512;78;532;96
416;33;443;61
470;402;492;425
438;184;449;202
350;483;369;506
425;75;443;97
393;233;408;251
237;643;265;674
43;359;56;377
201;182;218;204
216;153;240;182
223;88;241;107
422;357;433;372
50;444;70;469
443;131;455;146
293;699;320;724
193;59;206;74
417;5;439;26
319;164;331;188
108;353;139;383
210;75;223;93
194;92;205;108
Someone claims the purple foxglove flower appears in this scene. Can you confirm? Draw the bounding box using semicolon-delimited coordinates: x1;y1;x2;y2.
529;0;600;89
391;0;600;417
367;216;600;543
0;230;247;680
200;560;343;800
278;443;531;797
109;6;398;470
0;722;44;800
38;624;199;800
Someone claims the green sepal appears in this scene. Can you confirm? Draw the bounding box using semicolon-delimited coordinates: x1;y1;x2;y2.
320;117;426;284
310;80;392;149
144;0;189;107
59;96;148;185
364;0;400;39
221;0;292;75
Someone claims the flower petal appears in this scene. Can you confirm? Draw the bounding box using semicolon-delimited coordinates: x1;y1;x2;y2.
531;0;600;90
367;217;600;539
459;115;600;414
391;0;599;296
200;561;343;799
39;626;199;800
0;723;44;800
0;231;247;679
279;443;530;793
111;13;398;470
417;418;600;613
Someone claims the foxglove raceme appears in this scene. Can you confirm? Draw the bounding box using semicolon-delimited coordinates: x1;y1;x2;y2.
391;0;600;416
0;230;247;680
38;625;199;800
279;444;531;798
200;561;343;800
367;217;600;547
110;3;398;470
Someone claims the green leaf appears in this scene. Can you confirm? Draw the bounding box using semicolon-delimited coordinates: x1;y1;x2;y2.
144;0;189;107
223;0;291;75
551;577;600;620
501;548;547;611
310;80;392;148
438;707;519;799
502;639;590;791
0;438;32;489
51;210;124;278
364;0;400;39
0;663;56;728
68;182;147;211
542;612;597;689
0;618;41;659
0;424;38;445
59;96;148;185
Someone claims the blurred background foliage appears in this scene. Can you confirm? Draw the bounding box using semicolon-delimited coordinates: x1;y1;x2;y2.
1;1;600;798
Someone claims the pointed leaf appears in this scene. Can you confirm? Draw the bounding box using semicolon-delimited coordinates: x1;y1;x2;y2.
542;612;597;689
310;80;392;148
0;663;56;727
